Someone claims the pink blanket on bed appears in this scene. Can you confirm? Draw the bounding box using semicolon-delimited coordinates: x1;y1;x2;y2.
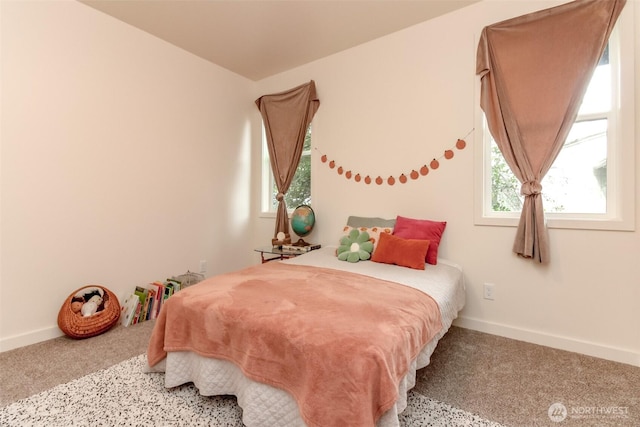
147;262;442;427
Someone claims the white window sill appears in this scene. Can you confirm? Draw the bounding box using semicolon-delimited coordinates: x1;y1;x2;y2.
474;214;634;231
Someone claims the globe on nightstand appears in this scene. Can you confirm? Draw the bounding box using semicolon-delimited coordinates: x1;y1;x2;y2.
290;205;315;246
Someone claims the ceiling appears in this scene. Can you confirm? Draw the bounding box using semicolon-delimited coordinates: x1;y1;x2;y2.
80;0;480;81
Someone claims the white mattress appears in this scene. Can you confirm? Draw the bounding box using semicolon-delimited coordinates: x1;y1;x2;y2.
146;246;465;427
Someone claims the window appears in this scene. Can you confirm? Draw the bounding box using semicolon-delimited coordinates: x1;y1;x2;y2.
261;125;312;214
475;11;635;231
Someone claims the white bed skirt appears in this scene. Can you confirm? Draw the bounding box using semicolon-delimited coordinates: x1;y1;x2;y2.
146;327;444;427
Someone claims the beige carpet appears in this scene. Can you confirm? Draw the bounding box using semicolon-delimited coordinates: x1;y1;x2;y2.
1;323;638;426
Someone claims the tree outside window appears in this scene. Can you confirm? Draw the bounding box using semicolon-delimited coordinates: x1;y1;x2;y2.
263;125;312;213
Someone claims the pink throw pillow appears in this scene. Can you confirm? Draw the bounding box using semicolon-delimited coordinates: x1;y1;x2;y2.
392;216;446;265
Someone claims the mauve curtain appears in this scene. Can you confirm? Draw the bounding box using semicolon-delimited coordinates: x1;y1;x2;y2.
256;80;320;244
476;0;625;263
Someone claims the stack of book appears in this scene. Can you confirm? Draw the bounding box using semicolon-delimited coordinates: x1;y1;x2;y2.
278;243;322;253
120;278;183;327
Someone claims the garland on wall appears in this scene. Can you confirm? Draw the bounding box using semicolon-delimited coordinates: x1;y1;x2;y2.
316;129;474;186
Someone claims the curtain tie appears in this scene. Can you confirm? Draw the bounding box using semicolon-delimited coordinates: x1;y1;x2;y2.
276;192;285;202
521;181;542;196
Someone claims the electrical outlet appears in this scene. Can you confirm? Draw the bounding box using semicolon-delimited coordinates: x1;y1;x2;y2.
483;283;495;300
199;260;207;274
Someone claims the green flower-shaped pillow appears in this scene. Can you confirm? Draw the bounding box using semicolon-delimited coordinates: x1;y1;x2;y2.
337;229;374;262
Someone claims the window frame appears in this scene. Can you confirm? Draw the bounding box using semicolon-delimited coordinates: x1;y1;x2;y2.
473;6;635;232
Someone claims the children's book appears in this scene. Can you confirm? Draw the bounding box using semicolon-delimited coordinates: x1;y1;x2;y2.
134;286;149;323
149;281;166;319
120;293;139;327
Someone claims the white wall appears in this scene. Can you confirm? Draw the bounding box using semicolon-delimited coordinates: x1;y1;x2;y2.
253;1;640;366
0;0;255;350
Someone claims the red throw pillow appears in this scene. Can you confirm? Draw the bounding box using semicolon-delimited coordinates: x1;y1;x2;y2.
371;232;430;270
392;216;446;265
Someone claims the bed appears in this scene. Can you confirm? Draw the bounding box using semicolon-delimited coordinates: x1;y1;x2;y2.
145;245;465;426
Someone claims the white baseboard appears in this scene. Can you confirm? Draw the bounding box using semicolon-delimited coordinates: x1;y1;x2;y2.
0;326;64;352
453;316;640;368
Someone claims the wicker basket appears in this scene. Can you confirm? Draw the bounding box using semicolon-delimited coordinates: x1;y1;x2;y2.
57;285;121;339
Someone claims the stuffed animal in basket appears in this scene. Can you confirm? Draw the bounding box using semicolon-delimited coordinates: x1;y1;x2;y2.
70;297;84;314
81;294;104;317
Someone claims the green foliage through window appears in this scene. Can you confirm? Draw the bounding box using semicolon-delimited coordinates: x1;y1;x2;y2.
271;126;312;210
